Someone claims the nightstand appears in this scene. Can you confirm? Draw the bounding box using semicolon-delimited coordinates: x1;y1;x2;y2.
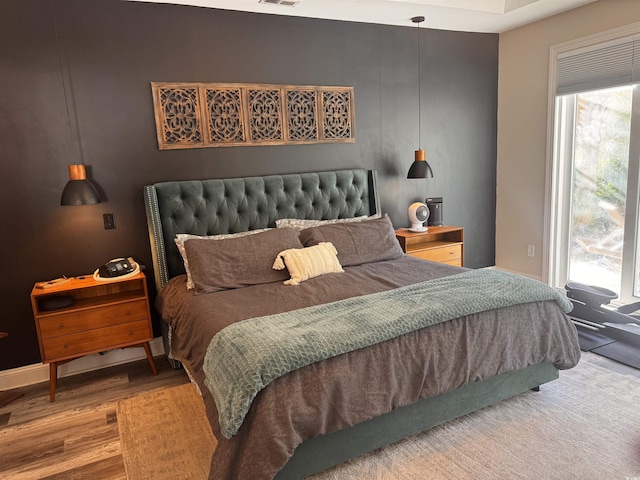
396;226;464;266
30;272;157;401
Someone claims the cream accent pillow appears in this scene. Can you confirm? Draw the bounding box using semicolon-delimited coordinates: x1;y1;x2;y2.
273;242;344;286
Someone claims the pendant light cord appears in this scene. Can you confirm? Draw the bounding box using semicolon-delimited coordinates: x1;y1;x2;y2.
51;0;83;166
412;16;425;151
417;21;421;150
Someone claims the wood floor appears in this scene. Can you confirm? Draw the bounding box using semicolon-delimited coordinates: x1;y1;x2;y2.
1;351;638;480
0;356;189;480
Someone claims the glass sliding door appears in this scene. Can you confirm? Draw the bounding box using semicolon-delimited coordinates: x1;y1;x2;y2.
553;85;639;303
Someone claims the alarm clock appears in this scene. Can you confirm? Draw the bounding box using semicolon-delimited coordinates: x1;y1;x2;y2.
408;202;429;232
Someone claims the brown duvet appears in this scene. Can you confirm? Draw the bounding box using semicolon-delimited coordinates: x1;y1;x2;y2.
156;256;581;480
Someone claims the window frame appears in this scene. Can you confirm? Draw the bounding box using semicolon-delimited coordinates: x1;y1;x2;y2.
545;23;640;303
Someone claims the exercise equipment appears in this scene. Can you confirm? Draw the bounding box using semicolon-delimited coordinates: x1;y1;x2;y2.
565;282;640;369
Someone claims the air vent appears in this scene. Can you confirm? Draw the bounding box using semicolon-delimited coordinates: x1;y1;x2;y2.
259;0;300;6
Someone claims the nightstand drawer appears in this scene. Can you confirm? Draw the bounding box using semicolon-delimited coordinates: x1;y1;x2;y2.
396;226;464;267
411;244;462;264
38;300;148;338
42;319;152;360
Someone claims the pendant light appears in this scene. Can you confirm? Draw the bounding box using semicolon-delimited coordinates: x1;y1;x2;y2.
53;4;101;206
60;164;101;206
407;16;434;179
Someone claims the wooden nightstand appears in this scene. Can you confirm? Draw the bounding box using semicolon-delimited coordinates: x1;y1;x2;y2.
30;272;157;401
396;226;464;267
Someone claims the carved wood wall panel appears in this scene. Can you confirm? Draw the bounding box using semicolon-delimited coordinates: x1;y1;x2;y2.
286;89;318;141
158;87;204;146
206;88;245;144
151;82;355;149
247;88;283;143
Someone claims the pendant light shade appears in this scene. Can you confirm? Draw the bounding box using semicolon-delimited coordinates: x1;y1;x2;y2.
407;16;435;179
407;149;434;178
60;164;101;206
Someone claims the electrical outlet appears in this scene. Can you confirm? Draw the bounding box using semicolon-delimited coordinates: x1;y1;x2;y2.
527;244;535;257
103;213;115;230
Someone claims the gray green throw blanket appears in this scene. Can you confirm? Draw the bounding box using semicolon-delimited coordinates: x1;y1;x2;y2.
203;268;572;438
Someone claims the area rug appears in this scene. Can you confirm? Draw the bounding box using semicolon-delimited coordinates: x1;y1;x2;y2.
117;383;216;480
118;358;640;479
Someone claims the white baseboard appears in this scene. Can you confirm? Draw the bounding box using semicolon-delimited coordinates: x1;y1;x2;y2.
0;337;165;391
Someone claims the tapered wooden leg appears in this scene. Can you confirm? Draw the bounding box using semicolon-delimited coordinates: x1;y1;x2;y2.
143;342;158;376
49;362;57;402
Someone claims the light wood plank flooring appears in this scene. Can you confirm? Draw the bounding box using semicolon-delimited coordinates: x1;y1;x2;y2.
0;356;189;479
1;352;638;479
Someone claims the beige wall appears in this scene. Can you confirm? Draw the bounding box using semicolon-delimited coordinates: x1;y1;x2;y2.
496;0;640;280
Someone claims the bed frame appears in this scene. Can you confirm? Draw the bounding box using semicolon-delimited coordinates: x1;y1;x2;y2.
143;168;559;479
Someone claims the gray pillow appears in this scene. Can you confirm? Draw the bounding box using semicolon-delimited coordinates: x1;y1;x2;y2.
175;228;272;290
299;215;404;267
184;227;303;294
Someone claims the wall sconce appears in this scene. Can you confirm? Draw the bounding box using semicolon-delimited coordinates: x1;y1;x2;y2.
52;5;101;206
407;15;434;179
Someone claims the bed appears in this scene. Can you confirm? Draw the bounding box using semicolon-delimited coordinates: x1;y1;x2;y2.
143;168;580;480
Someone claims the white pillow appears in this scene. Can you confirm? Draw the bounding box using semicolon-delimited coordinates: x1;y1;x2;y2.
275;213;380;230
175;228;272;289
272;242;344;285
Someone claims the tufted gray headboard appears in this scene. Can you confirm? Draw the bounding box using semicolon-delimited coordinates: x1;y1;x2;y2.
144;168;379;292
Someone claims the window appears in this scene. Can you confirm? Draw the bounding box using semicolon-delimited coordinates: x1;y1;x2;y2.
548;31;640;304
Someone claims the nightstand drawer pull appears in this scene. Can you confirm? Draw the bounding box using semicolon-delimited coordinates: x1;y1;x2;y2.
59;323;64;328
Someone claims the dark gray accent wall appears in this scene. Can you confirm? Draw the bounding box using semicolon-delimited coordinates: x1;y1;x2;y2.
0;0;497;370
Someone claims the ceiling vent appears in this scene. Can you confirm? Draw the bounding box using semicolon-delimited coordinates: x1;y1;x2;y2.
259;0;300;6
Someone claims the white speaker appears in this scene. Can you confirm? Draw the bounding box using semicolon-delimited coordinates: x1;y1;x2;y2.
408;202;429;232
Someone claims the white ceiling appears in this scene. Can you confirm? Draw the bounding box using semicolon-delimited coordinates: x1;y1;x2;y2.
131;0;598;32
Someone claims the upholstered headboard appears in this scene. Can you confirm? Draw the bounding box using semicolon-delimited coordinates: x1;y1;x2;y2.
144;168;379;292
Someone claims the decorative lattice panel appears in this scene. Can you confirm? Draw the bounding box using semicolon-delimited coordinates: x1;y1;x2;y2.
153;86;204;148
286;89;318;141
206;88;245;144
248;88;283;142
151;82;355;149
322;89;353;140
